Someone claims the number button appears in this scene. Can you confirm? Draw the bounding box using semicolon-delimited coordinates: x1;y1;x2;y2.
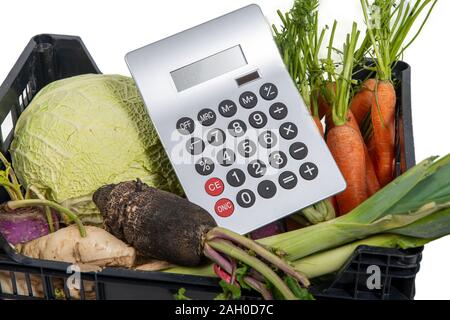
236;189;256;208
228;120;247;137
195;157;214;176
186;137;205;155
268;151;287;169
249;111;268;129
226;168;246;187
258;131;277;149
176;117;195;135
279;171;298;190
217;148;236;167
269;103;288;120
279;122;298;140
197;108;216;126
300;162;319;180
289;142;308;160
207;128;226;146
247;160;267;178
257;180;277;199
205;177;224;196
218;99;237;117
215;198;235;217
238;139;257;158
260;83;278;100
239;91;258;109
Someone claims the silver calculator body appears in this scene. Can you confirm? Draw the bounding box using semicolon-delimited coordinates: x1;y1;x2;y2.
126;4;346;234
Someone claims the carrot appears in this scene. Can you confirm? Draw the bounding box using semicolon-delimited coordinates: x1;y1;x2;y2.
364;144;380;196
349;78;376;126
371;80;396;187
318;82;336;119
327;124;368;215
313;116;324;137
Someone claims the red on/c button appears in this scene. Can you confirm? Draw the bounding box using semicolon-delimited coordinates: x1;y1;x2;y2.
215;198;234;217
205;177;224;196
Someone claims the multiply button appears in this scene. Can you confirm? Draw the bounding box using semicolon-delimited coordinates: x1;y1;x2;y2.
205;177;224;196
279;122;298;140
176;117;195;135
300;162;319;180
197;108;216;126
218;100;237;117
239;91;258;109
215;198;234;217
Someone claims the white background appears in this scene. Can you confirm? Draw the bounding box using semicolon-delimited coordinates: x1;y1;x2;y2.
0;0;449;299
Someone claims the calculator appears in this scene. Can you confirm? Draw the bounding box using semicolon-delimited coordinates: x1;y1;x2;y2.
125;4;346;234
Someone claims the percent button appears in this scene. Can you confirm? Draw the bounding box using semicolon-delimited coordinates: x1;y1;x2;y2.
195;157;215;176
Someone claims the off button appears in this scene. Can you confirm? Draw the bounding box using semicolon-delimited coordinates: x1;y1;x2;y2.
214;198;234;218
205;177;224;196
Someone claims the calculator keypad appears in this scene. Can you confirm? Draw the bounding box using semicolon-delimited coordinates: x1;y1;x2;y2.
176;81;321;218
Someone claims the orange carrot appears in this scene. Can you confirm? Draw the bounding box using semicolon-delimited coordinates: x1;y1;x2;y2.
327;124;368;215
364;144;380;196
313;116;324;137
371;81;396;187
349;79;376;126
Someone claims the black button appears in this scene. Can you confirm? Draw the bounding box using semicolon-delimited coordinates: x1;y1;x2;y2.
279;122;298;140
228;120;247;137
226;169;246;187
218;100;237;117
236;189;256;208
207;128;226;146
195;157;215;176
289;142;308;160
257;180;277;199
249;111;268;129
176;117;195;135
238;139;257;158
268;151;287;169
197;108;216;126
260;83;278;100
217;148;236;167
247;160;267;178
186;137;205;155
300;162;319;180
279;171;298;190
269;102;288;120
258;131;277;149
239;91;258;109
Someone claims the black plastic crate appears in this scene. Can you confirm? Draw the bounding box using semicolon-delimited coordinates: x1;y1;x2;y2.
0;34;421;300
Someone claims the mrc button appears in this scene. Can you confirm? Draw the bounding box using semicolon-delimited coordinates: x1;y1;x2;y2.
205;177;224;196
214;198;234;217
197;108;216;126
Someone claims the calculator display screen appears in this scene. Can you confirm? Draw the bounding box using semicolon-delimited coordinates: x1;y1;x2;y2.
171;45;247;92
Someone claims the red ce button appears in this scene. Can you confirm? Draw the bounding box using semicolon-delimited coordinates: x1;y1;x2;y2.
205;177;224;196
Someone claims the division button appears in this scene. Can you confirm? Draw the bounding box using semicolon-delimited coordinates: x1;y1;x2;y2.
257;180;277;199
258;131;277;149
215;198;235;217
207;128;226;146
238;139;257;158
176;117;195;135
186;137;205;155
269;102;288;120
218;99;237;117
226;168;246;187
197;108;216;126
205;177;225;196
247;159;267;178
239;91;258;109
279;122;298;140
236;189;256;208
249;111;268;129
300;162;319;181
289;142;308;160
228;120;247;137
260;83;278;100
195;157;215;176
268;151;287;169
217;148;236;167
278;171;298;190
